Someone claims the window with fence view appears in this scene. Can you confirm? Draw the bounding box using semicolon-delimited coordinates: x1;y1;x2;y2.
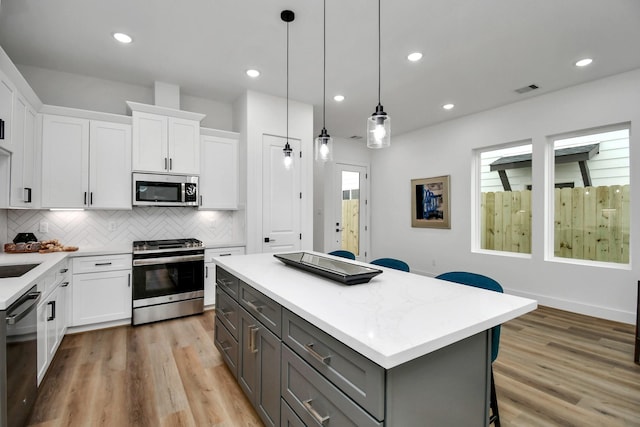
551;127;630;264
480;143;533;254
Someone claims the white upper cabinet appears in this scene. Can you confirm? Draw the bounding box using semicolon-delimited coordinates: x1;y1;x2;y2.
41;114;132;209
9;94;38;207
129;102;204;175
0;72;15;150
89;120;132;209
199;133;239;210
41;115;89;208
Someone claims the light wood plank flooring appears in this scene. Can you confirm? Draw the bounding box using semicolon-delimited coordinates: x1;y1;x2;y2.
28;306;640;426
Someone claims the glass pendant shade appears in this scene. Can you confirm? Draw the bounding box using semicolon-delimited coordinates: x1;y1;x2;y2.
283;141;293;169
367;104;391;149
315;128;333;162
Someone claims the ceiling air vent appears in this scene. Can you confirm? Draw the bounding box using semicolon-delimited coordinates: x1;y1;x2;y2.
515;84;539;94
350;135;363;140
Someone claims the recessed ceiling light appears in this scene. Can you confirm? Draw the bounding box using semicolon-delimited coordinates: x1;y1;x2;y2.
334;95;345;102
113;32;133;44
246;69;260;78
575;58;593;67
407;52;423;62
442;103;455;110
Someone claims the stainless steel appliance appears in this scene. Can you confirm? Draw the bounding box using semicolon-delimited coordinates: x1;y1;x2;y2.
132;238;205;325
1;286;40;427
132;173;198;207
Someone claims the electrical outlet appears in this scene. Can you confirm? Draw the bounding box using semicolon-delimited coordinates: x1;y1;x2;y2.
39;221;49;233
108;221;117;231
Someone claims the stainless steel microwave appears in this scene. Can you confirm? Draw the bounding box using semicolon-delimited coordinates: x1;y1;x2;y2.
133;173;199;206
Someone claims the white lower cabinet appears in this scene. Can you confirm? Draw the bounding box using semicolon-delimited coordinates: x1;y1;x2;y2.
71;254;132;326
204;247;245;306
37;260;70;385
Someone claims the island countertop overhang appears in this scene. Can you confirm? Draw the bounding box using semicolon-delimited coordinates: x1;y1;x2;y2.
215;252;537;369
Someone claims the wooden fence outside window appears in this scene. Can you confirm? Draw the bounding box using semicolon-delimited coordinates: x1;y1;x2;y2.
481;185;630;264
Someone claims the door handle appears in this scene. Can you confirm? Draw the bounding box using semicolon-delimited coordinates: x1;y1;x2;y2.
169;158;173;170
164;157;168;170
249;325;259;353
0;119;4;139
205;266;208;278
24;187;32;203
47;300;56;321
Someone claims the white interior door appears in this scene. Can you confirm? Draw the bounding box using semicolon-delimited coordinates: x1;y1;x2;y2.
262;134;301;253
334;163;369;261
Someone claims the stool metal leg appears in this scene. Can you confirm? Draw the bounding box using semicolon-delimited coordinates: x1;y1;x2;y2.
489;368;501;426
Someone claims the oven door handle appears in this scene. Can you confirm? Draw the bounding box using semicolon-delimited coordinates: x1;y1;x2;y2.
6;291;41;325
133;254;205;266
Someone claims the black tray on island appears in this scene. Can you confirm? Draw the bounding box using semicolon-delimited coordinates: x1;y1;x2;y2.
274;252;383;285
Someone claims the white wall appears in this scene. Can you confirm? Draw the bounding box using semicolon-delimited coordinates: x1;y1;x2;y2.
17;64;233;130
370;68;640;324
313;137;371;253
234;91;314;254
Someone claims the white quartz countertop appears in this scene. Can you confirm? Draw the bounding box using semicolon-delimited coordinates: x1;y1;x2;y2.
216;252;537;369
0;252;68;310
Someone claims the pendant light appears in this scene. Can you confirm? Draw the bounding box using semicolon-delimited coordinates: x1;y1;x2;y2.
314;0;333;162
282;10;295;170
367;0;390;149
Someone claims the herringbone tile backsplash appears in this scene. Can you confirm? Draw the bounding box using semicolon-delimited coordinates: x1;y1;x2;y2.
5;208;244;248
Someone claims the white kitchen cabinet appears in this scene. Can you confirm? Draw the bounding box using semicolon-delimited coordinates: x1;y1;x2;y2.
41;115;131;209
37;260;70;385
71;254;132;327
0;71;15;151
199;133;239;210
9;94;38;207
204;246;245;306
132;110;201;175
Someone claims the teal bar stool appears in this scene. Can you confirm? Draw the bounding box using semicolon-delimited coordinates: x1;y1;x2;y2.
435;271;503;427
370;258;410;272
328;250;356;260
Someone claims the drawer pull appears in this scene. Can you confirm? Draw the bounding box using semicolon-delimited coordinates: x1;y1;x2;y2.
94;262;113;266
59;268;69;273
249;325;259;353
304;343;332;365
219;253;232;256
220;341;232;352
246;300;264;313
61;282;70;287
302;399;330;426
219;309;233;318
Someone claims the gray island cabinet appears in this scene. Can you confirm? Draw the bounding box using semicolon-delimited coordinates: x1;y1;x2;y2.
213;252;536;426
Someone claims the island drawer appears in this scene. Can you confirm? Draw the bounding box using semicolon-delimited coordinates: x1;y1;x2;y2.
216;266;239;299
239;281;281;338
216;286;240;339
281;399;305;427
282;309;385;421
214;319;238;378
281;345;382;427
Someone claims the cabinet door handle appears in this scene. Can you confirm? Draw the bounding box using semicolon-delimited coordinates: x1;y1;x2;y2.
169;158;173;170
59;268;69;274
94;262;112;266
302;399;330;426
303;343;332;365
90;192;93;205
24;187;32;203
164;157;168;170
0;119;4;139
246;300;263;313
84;191;87;205
61;281;69;287
47;300;56;321
128;273;131;287
205;266;208;278
249;325;259;353
199;195;203;206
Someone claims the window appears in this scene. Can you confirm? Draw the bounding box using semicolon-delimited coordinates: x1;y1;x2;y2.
550;126;630;264
478;142;533;254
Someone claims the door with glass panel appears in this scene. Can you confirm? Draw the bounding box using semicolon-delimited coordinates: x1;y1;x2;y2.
333;163;369;261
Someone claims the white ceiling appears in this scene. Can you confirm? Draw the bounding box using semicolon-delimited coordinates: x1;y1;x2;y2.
1;0;639;139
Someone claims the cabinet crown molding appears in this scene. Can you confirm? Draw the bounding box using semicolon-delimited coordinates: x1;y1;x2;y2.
126;101;206;122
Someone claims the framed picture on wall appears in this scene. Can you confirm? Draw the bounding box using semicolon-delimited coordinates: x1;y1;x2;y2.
411;175;451;229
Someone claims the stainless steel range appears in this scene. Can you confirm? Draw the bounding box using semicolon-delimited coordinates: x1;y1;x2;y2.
132;238;205;325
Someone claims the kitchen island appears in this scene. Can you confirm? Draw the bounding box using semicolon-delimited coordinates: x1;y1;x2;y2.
214;252;537;426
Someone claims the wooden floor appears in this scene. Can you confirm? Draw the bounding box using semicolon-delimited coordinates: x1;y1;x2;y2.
28;306;640;427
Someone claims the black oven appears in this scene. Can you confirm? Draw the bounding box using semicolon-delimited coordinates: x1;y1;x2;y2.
132;240;205;325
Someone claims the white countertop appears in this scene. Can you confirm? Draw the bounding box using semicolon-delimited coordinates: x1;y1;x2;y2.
216;252;537;369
